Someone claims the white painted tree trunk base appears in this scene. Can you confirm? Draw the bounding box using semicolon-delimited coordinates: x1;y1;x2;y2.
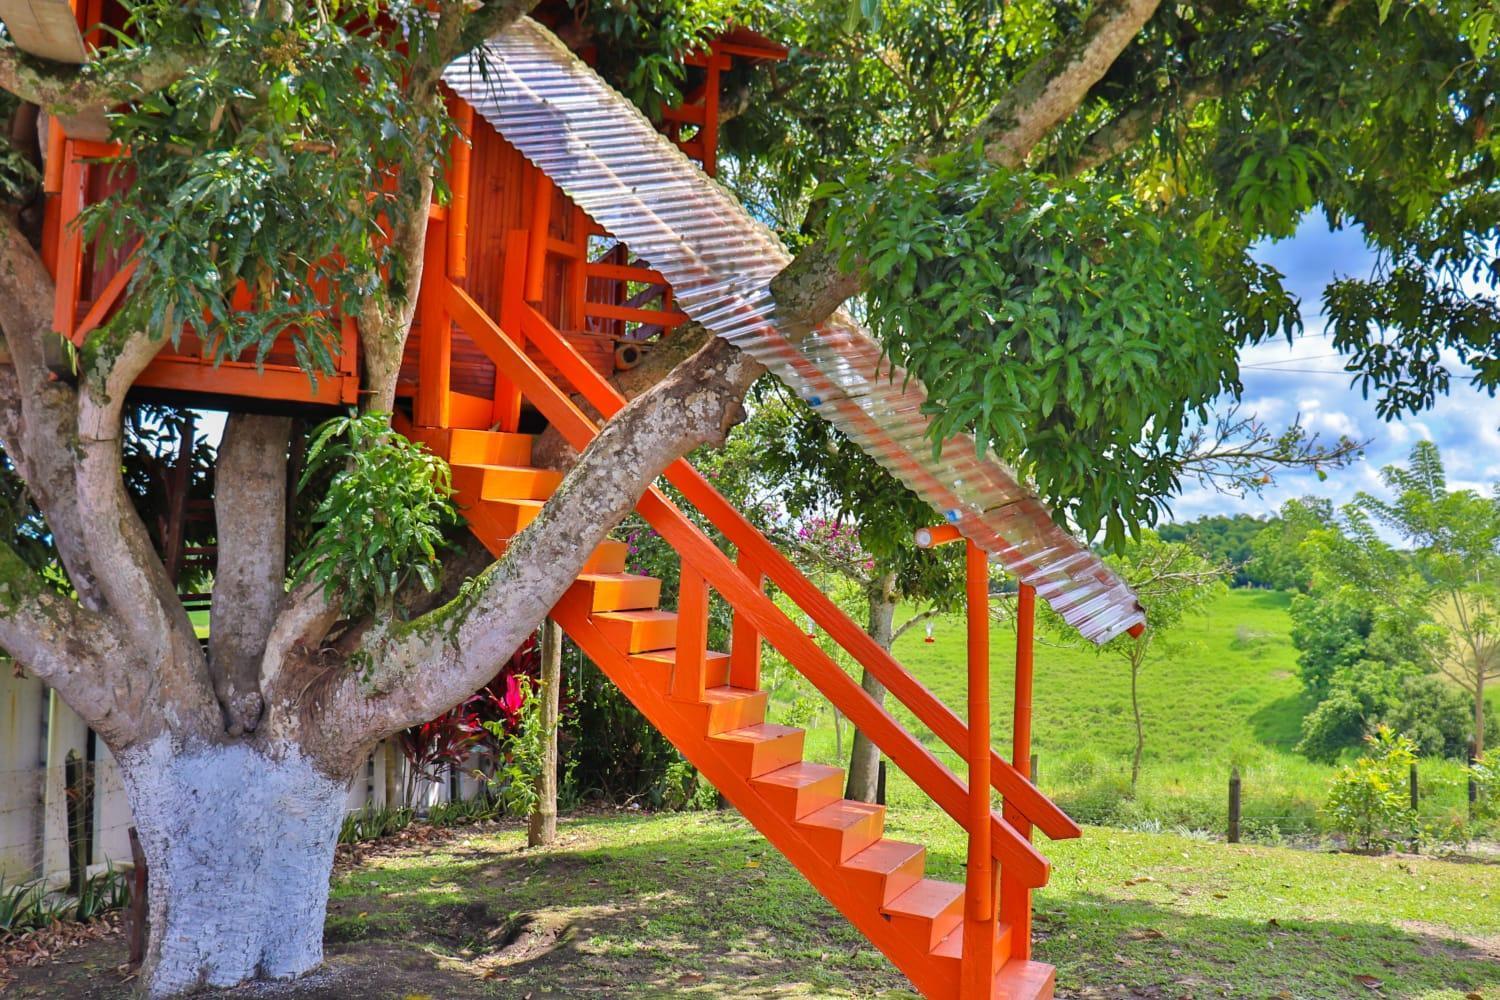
118;736;347;999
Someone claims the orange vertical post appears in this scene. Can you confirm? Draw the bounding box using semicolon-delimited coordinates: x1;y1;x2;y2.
415;219;452;428
445;99;473;282
40;122;67;274
961;539;996;997
673;562;710;703
701;52;720;177
1000;582;1037;960
524;171;553;305
51;143;85;343
492;230;529;431
729;551;764;690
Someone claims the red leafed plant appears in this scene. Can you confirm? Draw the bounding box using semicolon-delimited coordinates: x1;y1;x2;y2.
398;634;540;787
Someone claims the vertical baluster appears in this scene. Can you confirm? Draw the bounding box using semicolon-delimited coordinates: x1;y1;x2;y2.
673;563;710;702
729;551;764;690
1000;582;1037;961
445;99;473;282
961;540;995;996
525;172;553;305
492;230;529;431
416;217;451;427
51;142;85;345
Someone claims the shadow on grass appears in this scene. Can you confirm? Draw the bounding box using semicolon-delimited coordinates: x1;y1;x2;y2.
1036;891;1496;999
1247;691;1315;750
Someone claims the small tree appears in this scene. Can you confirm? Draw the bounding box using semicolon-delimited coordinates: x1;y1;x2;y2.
1355;441;1500;758
1046;533;1227;788
1325;726;1420;852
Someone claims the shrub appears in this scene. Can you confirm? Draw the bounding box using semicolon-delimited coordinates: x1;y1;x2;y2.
1325;726;1419;852
339;804;414;845
1472;751;1498;824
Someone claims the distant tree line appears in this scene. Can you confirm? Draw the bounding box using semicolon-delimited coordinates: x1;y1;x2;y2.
1164;442;1499;764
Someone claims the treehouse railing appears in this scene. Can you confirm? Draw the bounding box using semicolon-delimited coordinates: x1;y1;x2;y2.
42;134;361;406
420;229;1080;977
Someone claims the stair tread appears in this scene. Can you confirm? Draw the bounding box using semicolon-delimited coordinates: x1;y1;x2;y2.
596;609;675;622
715;722;801;743
494;497;546;507
995;959;1056;1000
450;461;553;472
842;838;925;876
578;571;657;583
701;685;762;704
883;878;964;920
932;921;1011;960
632;648;729;664
799;799;884;832
753;761;843;790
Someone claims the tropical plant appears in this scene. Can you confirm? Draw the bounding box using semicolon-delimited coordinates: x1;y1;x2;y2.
1325;727;1420;852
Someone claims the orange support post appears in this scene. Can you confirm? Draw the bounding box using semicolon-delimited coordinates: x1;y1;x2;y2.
492;230;529;431
416;219;452;427
729;551;764;690
524;171;553;305
50;143;85;342
701;53;720;177
1001;582;1037;961
673;563;710;703
961;539;996;997
445;99;473;282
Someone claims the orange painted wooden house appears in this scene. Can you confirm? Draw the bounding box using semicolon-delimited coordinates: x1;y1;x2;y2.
8;3;1154;997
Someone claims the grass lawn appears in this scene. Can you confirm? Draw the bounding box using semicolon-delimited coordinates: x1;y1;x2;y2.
785;588;1479;840
7;809;1494;999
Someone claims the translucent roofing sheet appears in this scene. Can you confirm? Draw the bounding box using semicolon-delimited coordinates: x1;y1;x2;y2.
445;18;1145;643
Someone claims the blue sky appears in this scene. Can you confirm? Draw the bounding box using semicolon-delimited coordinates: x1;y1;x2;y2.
1165;215;1500;524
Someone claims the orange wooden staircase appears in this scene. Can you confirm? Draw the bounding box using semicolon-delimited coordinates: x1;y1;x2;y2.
403;230;1082;1000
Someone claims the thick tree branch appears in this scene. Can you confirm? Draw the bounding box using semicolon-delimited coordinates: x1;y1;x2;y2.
0;213;109;607
0;42;193;115
292;335;762;769
209;413;292;736
969;0;1165;168
444;0;544;64
73;325;219;738
0;542;143;744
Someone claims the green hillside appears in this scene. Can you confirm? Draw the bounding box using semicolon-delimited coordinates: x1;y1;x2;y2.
790;588;1477;839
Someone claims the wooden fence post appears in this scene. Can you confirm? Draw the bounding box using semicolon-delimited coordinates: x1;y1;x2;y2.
1227;768;1242;844
126;827;148;968
1409;762;1419;812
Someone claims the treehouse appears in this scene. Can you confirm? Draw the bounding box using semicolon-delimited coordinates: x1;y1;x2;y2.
8;2;1147;998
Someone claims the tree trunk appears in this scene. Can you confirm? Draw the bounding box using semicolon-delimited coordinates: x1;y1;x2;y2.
1130;653;1145;790
529;618;562;847
1476;671;1487;759
846;574;897;803
117;735;349;999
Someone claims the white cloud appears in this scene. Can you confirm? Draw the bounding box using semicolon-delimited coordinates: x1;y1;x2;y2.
1170;215;1500;525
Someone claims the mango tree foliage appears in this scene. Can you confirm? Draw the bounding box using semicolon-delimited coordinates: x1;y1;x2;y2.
726;0;1498;540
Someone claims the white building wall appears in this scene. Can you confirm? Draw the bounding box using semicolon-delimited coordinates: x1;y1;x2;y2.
0;667;46;880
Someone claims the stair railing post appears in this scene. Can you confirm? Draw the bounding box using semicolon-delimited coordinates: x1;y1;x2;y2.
492;229;530;431
673;562;710;703
961;538;996;997
1000;582;1036;961
51;140;86;345
415;213;451;428
729;551;764;690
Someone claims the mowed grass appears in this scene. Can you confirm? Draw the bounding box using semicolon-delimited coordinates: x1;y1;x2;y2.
786;589;1478;839
18;809;1494;998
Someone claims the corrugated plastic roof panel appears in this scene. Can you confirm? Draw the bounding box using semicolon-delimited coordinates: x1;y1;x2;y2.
444;18;1145;643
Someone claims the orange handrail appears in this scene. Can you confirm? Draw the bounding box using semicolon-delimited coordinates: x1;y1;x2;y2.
443;278;1053;887
510;289;1077;843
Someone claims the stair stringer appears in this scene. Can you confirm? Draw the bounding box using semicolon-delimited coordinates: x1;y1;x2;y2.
549;587;962;1000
